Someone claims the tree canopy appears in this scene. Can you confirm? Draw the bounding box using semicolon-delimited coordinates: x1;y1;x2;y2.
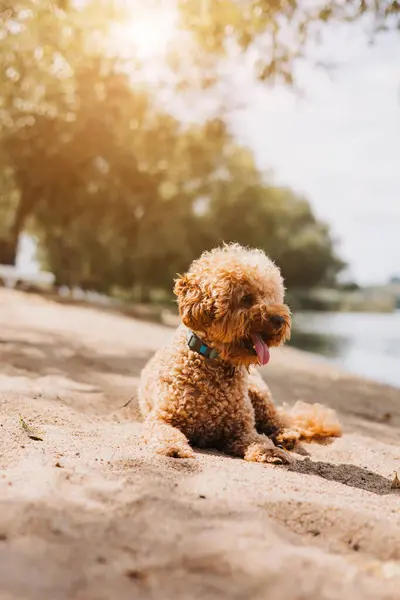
177;0;400;86
0;0;397;297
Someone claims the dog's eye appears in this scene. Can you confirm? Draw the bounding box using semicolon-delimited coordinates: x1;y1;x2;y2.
240;294;254;308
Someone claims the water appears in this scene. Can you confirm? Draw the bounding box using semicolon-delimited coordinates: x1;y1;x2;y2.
290;312;400;388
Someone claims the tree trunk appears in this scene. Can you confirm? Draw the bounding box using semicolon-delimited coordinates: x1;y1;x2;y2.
138;285;151;303
0;239;18;265
0;187;40;266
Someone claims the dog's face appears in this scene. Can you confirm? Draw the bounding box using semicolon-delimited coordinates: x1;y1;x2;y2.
174;245;291;367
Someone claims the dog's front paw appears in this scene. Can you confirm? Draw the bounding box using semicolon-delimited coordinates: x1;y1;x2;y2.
156;443;195;459
245;442;294;465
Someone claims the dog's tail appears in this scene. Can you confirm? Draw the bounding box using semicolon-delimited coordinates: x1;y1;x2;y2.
277;401;342;444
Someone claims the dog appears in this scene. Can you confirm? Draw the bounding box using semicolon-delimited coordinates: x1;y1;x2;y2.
139;244;341;464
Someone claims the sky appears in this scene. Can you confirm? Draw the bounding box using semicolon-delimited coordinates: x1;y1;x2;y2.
233;26;400;285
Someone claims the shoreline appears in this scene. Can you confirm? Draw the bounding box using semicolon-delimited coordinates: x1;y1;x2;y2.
28;289;400;390
282;344;400;391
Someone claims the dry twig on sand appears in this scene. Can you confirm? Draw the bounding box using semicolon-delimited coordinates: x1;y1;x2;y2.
19;414;43;441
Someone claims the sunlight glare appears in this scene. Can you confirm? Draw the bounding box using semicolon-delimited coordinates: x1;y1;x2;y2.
109;5;177;60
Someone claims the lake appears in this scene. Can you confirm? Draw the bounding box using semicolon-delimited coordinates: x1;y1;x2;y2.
290;311;400;389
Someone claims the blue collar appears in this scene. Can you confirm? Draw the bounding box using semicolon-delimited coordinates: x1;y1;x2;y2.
186;329;219;360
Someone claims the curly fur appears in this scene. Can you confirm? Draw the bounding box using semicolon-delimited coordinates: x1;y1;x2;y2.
139;244;342;464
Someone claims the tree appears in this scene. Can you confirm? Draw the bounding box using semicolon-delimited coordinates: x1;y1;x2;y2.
0;0;128;263
205;165;343;289
3;0;395;292
176;0;400;87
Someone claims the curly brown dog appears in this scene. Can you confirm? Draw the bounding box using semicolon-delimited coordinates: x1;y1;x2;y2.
139;244;341;464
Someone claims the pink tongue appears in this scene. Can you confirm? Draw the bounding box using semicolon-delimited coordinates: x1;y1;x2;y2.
251;333;270;365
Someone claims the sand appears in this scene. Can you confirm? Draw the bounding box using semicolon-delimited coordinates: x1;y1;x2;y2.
1;288;400;600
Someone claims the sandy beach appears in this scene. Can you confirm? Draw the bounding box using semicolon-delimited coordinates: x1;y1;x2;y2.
1;288;400;600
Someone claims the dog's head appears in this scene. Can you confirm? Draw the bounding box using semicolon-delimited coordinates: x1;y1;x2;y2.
174;244;291;367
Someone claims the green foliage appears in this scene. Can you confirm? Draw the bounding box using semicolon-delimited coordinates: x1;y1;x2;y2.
208;182;344;288
2;0;396;293
177;0;400;86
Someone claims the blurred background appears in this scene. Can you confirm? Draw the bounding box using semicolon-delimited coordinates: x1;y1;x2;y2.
0;0;399;386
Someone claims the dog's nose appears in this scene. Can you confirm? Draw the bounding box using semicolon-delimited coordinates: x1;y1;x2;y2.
270;315;285;327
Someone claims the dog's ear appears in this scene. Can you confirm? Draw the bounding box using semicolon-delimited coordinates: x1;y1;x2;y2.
173;273;213;331
173;274;191;299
